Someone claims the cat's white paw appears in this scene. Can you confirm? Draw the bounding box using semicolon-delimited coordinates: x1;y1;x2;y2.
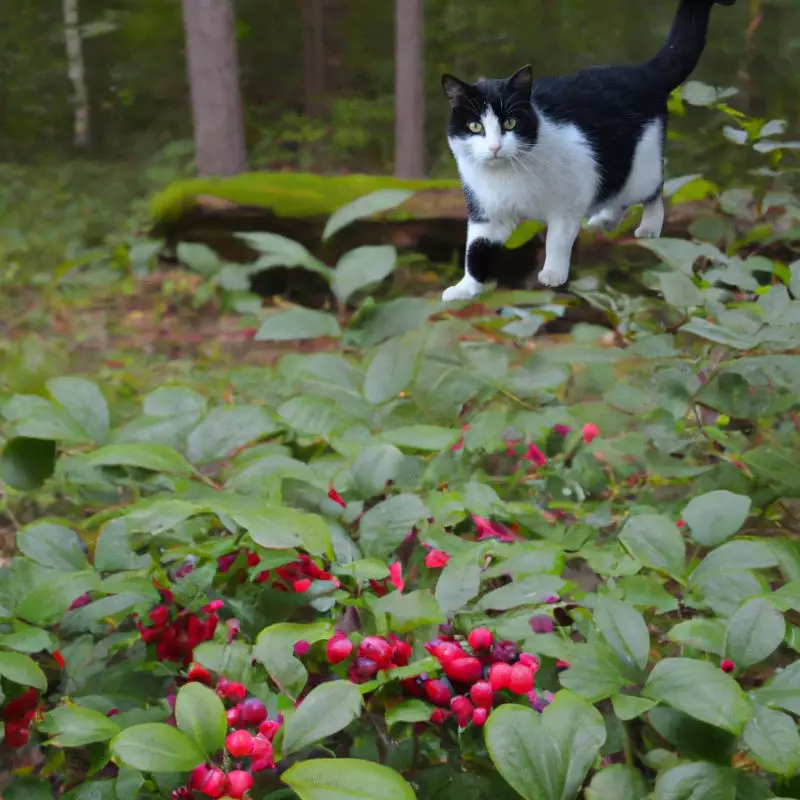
634;222;662;239
587;210;622;232
537;266;569;287
442;275;484;303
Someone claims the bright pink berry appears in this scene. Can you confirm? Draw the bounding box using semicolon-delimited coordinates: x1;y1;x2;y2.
472;707;489;727
443;656;483;684
202;600;224;613
489;662;513;692
467;627;494;651
469;681;494;709
508;663;535;695
581;422;600;444
225;729;254;758
293;578;312;593
389;635;412;666
190;764;210;790
424;679;453;707
258;719;281;740
357;636;394;668
430;708;451;725
226;770;253;799
424;548;451;569
197;767;227;798
240;698;267;726
349;657;380;683
450;695;474;727
250;735;275;771
326;635;353;665
518;652;539;670
187;664;212;685
721;659;735;673
227;705;242;727
293;640;311;657
217;678;247;703
435;642;466;664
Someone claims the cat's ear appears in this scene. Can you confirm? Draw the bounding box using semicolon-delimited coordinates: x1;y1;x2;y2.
442;74;470;107
508;65;533;93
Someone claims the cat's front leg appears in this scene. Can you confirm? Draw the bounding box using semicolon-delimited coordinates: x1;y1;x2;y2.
537;217;581;288
442;219;514;303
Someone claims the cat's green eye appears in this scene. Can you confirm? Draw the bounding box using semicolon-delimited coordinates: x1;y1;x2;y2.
468;121;483;134
503;118;517;131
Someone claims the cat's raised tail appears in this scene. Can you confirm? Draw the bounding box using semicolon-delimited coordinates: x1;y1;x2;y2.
645;0;736;93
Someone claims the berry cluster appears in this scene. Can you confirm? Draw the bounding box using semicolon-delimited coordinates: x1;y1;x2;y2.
172;668;282;799
218;551;339;594
2;688;41;748
324;632;412;683
136;594;220;666
409;628;539;729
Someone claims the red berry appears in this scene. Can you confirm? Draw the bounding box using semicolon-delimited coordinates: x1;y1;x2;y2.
469;680;494;709
293;578;312;593
187;664;213;685
450;695;474;727
198;767;227;798
190;764;210;790
489;661;512;692
389;635;412;666
349;657;379;682
226;770;254;799
472;707;489;727
251;735;275;771
518;652;540;670
227;705;242;728
467;627;494;651
430;708;451;725
326;635;353;665
424;678;453;707
217;678;247;703
225;729;254;758
357;636;394;668
258;719;281;740
3;723;30;748
240;698;267;727
443;656;483;684
435;642;465;664
293;640;311;657
721;659;735;673
508;663;535;695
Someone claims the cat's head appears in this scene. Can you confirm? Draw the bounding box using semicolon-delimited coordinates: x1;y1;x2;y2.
441;65;536;166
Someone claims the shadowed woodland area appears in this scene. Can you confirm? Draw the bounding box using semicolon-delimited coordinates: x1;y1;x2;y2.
1;1;800;799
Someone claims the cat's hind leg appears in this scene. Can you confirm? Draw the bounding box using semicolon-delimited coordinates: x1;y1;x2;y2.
442;219;514;302
538;217;581;288
635;194;664;239
586;204;626;233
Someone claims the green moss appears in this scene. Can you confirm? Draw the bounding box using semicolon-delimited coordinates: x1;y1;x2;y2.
151;171;460;223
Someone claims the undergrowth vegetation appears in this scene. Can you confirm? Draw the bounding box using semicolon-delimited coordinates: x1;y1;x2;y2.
1;88;800;799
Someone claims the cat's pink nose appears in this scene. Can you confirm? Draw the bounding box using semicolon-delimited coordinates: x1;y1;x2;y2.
489;144;501;156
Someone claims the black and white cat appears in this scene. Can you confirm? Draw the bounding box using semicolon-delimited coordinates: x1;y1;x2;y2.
441;0;736;302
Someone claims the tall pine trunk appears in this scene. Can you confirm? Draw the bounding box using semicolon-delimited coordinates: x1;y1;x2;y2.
181;0;248;176
394;0;426;178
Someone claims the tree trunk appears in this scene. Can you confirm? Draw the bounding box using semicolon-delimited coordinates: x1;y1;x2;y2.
63;0;90;149
302;0;326;116
181;0;248;177
394;0;426;178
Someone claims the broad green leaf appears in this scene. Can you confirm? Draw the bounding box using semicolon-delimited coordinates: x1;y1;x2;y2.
381;425;461;451
654;762;735;800
0;437;57;491
14;571;100;626
0;622;55;654
723;597;785;668
47;376;110;444
192;641;253;686
237;232;329;276
233;506;332;556
593;596;650;675
323;188;414;240
742;706;800;777
359;494;428;558
144;386;207;417
692;569;767;617
82;443;193;475
2;395;87;442
175;682;227;756
254;622;333;696
743;447;800;493
681;317;757;350
648;707;737;764
40;704;119;747
17;521;88;572
682;491;751;547
753;662;800;714
385;699;433;728
110;723;204;772
186;405;281;464
691;540;779;582
255;308;341;341
3;778;54;800
93;520;150;573
479;576;566;611
373;590;445;632
115;766;144;800
60;593;153;635
332;245;397;304
435;549;482;615
667;618;725;656
619;515;686;579
363;334;418;405
351;444;405;497
611;694;656;721
484;691;606;800
644;658;753;734
0;650;47;689
283;758;417;800
586;765;647;800
281;681;362;756
559;642;630;702
176;242;220;276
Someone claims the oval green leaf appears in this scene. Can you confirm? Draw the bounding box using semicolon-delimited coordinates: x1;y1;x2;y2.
82;443;193;475
110;723;204;772
282;757;417;799
619;514;686;579
723;597;785;668
0;650;47;690
743;706;800;777
593;596;650;675
175;682;227;756
682;490;751;547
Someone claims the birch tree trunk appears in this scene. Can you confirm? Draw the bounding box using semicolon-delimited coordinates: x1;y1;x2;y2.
302;0;326;117
181;0;248;177
394;0;426;178
63;0;90;149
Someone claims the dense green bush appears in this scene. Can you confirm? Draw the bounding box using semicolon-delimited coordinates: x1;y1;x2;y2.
1;103;800;799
